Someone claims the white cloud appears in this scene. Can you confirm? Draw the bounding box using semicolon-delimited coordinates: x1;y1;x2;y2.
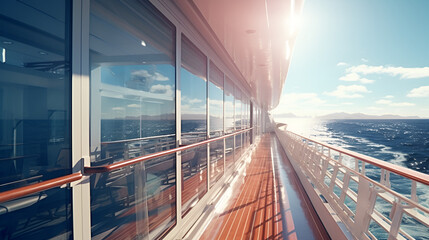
383;95;394;99
132;70;151;78
150;84;173;96
182;95;204;105
407;86;429;97
367;107;382;111
112;107;124;111
337;62;348;66
376;99;392;105
361;58;369;62
189;98;202;104
132;70;170;82
153;72;169;81
339;73;374;84
182;104;190;110
210;99;223;107
376;99;415;107
324;85;370;98
359;78;374;84
390;102;415;107
340;72;360;81
347;64;429;79
127;104;140;108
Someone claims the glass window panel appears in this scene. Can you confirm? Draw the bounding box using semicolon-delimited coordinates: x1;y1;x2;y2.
0;0;73;238
225;136;234;167
90;154;176;240
181;145;207;215
209;139;224;187
224;77;235;134
180;35;207;215
235;133;242;161
235;88;242;130
89;0;176;238
234;88;243;160
209;61;223;138
181;35;207;142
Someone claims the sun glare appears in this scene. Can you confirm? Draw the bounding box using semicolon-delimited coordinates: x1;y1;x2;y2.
288;13;302;36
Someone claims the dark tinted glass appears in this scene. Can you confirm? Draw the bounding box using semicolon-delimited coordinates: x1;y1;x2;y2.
0;0;73;239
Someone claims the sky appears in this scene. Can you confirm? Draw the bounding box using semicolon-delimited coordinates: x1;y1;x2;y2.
272;0;429;118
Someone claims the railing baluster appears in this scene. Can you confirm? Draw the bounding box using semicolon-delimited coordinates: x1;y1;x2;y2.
329;163;339;194
275;128;429;240
353;176;377;239
355;157;359;172
340;171;351;204
321;155;330;189
411;181;418;203
388;199;404;240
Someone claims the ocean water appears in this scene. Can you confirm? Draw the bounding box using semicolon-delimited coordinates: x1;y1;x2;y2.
276;118;429;174
276;118;429;239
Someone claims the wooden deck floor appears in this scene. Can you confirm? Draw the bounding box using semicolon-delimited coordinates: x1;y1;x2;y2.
200;134;330;240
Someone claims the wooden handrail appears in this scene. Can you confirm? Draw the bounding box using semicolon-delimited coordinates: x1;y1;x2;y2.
286;130;429;186
85;128;253;174
0;172;83;203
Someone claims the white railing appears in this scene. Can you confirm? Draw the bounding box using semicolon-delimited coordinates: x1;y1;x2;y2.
275;127;429;240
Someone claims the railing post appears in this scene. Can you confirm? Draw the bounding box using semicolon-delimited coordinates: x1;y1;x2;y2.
380;169;391;188
329;163;339;193
411;181;418;202
277;129;429;240
339;171;351;204
321;155;330;189
355;158;359;172
388;199;404;240
353;176;377;239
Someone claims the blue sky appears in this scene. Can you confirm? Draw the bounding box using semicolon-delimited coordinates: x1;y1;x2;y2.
272;0;429;118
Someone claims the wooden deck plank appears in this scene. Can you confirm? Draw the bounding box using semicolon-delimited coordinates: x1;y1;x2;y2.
200;134;330;240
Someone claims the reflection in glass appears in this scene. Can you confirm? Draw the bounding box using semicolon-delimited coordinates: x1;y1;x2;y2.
235;89;242;130
234;89;242;161
89;0;176;238
235;133;242;161
209;140;224;187
90;154;176;240
181;145;207;215
0;0;72;238
209;62;224;138
224;77;235;134
181;35;207;215
225;136;234;167
208;62;224;187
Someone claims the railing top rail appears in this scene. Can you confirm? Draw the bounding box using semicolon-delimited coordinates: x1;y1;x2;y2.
286;130;429;186
85;128;252;174
101;134;176;145
0;172;82;203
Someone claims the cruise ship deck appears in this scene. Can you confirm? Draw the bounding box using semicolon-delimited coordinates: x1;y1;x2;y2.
199;134;329;240
1;0;429;239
